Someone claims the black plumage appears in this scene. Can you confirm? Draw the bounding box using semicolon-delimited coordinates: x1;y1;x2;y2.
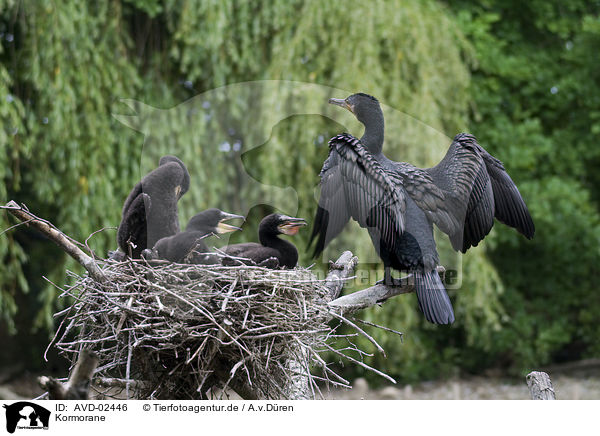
117;155;190;258
310;93;535;324
143;208;244;263
222;213;307;268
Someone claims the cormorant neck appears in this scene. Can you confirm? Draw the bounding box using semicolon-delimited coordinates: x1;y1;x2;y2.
259;232;298;268
359;109;384;154
186;223;212;235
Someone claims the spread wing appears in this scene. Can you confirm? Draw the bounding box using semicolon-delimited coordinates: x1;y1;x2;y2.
480;151;535;239
403;133;534;252
310;133;406;258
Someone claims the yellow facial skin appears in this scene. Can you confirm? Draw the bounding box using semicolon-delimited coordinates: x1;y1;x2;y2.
216;221;242;234
278;220;307;235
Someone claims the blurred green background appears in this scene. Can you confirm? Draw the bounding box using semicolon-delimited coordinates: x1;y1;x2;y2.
1;0;599;385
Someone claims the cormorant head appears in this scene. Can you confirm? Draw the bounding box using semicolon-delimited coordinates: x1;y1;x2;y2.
159;155;191;198
329;93;382;127
260;213;307;236
186;208;244;234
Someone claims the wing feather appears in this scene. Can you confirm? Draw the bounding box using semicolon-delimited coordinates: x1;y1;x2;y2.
310;133;406;258
413;133;535;252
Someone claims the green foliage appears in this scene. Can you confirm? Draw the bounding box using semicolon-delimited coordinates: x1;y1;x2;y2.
1;1;142;335
452;0;600;371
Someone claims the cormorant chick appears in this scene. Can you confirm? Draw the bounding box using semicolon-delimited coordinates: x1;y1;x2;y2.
116;155;190;259
142;209;244;263
222;213;307;268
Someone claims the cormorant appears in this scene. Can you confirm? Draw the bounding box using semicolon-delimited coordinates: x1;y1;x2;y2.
310;93;535;324
222;213;307;268
117;155;190;258
142;208;244;263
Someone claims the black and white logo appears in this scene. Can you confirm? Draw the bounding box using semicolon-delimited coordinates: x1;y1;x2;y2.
3;402;50;434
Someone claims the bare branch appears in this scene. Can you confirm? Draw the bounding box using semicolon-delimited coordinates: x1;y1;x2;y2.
324;251;358;300
2;201;107;283
329;280;414;314
95;377;147;390
39;349;99;400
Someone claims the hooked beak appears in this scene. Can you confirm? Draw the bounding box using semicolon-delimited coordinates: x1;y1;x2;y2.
278;216;307;236
329;97;354;114
216;212;245;234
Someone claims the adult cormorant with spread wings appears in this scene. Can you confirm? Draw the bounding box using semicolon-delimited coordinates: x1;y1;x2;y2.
310;93;534;324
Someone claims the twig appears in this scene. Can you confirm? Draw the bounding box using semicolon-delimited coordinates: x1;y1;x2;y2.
328;311;386;357
324;343;396;384
95;377;147;390
352;317;403;338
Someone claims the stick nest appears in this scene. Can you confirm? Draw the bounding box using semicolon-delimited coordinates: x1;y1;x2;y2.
52;259;391;400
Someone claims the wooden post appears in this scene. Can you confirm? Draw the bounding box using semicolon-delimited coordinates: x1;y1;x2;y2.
526;371;556;400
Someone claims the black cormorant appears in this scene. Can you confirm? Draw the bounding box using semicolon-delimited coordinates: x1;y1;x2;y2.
142;208;244;263
117;155;190;258
310;93;534;324
222;213;307;268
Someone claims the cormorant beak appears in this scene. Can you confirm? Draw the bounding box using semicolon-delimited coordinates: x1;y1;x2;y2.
329;97;354;114
278;216;307;236
175;185;182;198
216;212;245;234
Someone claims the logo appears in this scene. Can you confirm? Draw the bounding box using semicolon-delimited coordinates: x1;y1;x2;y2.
3;402;50;433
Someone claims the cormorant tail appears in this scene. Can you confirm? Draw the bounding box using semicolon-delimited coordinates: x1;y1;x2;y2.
414;270;455;325
308;206;328;259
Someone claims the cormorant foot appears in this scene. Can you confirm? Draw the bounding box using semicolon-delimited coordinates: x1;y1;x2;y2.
258;257;279;269
141;248;157;260
222;256;251;267
108;250;126;261
376;276;405;287
436;265;446;283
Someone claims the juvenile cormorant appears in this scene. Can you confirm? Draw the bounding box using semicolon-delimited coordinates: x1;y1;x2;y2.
310;93;534;324
117;155;190;258
142;208;244;263
222;213;307;268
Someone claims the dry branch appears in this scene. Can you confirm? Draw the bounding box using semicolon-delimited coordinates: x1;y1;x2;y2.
329;282;414;314
323;251;358;300
38;349;99;400
2;201;106;283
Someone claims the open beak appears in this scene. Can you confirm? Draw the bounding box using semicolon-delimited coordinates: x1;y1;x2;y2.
329;97;354;114
216;212;245;234
278;216;307;236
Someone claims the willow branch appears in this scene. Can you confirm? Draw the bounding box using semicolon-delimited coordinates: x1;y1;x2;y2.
2;200;106;283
